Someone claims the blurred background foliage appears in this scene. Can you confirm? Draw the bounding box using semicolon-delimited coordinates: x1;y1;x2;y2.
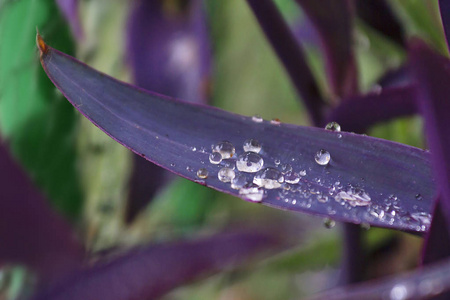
0;0;446;299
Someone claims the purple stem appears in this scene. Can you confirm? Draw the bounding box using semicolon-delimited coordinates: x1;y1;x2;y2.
246;0;327;126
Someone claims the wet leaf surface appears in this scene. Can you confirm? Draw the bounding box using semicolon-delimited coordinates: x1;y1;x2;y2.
39;38;435;234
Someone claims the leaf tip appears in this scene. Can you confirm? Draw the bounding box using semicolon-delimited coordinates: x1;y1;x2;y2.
36;28;49;58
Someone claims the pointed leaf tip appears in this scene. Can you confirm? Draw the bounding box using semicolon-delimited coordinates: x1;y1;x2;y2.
36;31;49;57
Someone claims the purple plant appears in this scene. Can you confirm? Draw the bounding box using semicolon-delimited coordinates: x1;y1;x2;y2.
2;0;450;299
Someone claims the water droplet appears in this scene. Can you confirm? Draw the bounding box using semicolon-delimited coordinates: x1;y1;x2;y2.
337;133;342;139
323;218;335;229
252;115;263;123
218;167;235;183
335;188;371;206
325;122;341;132
209;152;223;164
285;171;300;184
253;167;284;189
231;174;248;189
270;118;281;125
317;195;328;203
390;283;408;300
236;152;264;173
243;139;261;153
191;146;197;151
411;212;431;227
213;141;235;159
280;164;292;173
239;183;265;202
415;193;423;201
274;159;281;165
196;168;208;179
315;149;330;165
299;170;307;176
170;163;176;167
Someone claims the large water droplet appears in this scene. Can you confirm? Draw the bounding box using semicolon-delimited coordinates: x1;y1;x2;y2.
209;152;223;164
315;149;331;165
325;122;341;132
213;141;235;159
243;139;261;153
218;167;235;183
252;115;263;123
196;168;208;179
239;183;265;202
231;174;248;189
335;188;371;206
253;167;284;189
236;152;264;173
284;171;300;184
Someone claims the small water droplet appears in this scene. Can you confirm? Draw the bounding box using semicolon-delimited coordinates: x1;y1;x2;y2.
274;159;281;165
337;133;342;139
280;164;292;173
243;139;261;153
317;195;328;203
323;218;335;229
196;168;208;179
191;146;197;151
231;174;248;189
325;122;341;132
218;167;235;183
236;152;264;173
415;193;423;201
299;170;307;176
170;163;176;167
335;188;371;206
253;167;284;189
239;183;265;202
270;118;281;125
285;171;300;184
252;115;263;123
209;152;223;164
390;283;408;300
213;141;235;159
315;149;331;165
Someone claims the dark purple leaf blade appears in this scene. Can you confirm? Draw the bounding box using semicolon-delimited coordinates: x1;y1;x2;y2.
306;256;450;300
246;0;326;126
410;40;450;231
326;86;417;133
56;0;83;40
439;0;450;50
33;231;282;300
0;142;83;285
38;36;435;234
422;199;450;264
295;0;358;98
355;0;406;47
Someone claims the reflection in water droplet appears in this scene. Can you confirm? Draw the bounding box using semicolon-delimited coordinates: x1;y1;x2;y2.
213;141;235;159
335;188;371;206
325;122;341;132
270;118;281;125
315;149;331;165
209;152;223;164
231;174;248;189
239;184;265;202
236;152;264;173
253;167;284;189
218;167;235;183
196;168;208;179
323;218;335;229
252;115;263;123
243;139;261;153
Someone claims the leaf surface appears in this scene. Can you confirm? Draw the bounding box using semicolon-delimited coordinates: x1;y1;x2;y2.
38;37;435;234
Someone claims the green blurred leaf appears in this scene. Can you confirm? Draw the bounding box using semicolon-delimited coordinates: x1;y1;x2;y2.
0;0;81;217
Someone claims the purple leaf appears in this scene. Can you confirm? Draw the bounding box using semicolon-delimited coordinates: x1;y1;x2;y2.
306;257;450;300
32;231;282;300
126;0;211;103
246;0;326;126
295;0;358;98
377;64;411;89
422;199;450;264
355;0;405;47
439;0;450;50
326;86;417;133
38;36;435;234
125;0;212;220
56;0;83;40
0;142;83;285
410;40;450;231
